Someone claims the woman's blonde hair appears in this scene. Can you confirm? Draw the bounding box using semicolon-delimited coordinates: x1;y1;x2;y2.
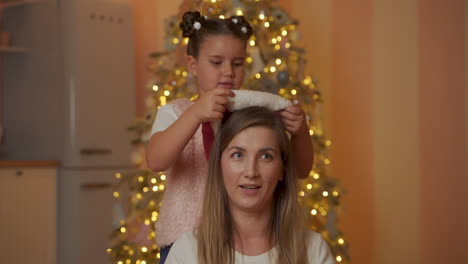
197;106;308;264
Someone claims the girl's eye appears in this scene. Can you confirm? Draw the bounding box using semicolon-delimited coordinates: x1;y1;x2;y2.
210;61;222;65
233;61;244;67
261;153;273;160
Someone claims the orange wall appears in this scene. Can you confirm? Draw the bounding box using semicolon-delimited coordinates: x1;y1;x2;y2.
419;0;468;263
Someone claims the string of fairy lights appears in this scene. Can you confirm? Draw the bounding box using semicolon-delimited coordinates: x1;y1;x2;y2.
108;0;349;263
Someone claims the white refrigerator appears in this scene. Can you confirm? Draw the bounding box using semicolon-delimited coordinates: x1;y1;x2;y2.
1;0;137;263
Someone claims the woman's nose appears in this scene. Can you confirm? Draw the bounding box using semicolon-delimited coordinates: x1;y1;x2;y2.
244;158;259;178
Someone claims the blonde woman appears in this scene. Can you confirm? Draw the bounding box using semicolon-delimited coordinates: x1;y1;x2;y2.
166;107;334;264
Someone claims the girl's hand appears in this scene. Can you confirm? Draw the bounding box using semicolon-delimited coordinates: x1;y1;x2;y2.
191;88;234;123
280;105;308;136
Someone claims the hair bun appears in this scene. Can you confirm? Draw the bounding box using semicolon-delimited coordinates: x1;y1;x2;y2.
229;15;253;38
180;11;204;38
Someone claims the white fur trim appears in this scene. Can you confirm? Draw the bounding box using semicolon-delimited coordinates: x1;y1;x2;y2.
227;90;292;111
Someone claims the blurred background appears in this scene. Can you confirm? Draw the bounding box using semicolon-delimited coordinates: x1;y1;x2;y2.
0;0;467;264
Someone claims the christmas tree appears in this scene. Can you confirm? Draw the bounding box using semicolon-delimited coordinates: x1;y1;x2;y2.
108;0;349;263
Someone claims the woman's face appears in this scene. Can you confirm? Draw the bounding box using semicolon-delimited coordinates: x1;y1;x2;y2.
221;126;283;214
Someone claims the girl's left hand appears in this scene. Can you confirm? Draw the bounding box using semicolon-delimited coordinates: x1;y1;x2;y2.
279;105;308;136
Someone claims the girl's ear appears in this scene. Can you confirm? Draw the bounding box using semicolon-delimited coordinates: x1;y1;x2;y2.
186;55;198;77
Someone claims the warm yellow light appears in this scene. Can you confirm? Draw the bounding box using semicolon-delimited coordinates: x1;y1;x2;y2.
153;186;159;192
149;200;156;206
157;253;160;259
277;36;282;41
136;193;142;199
151;178;157;184
299;191;305;197
306;184;313;190
172;38;179;44
264;67;269;73
259;13;265;20
120;227;126;233
182;71;188;77
275;44;280;50
143;187;149;192
313;94;319;100
272;38;277;44
164;90;170;96
175;69;181;75
117;261;123;264
270;66;276;73
138;176;144;182
184;38;189;45
282;30;288;36
159;184;165;190
311;209;318;215
128;250;134;255
309;129;314;135
336;256;343;262
236;9;243;16
285;42;291;48
161;174;166;180
255;73;261;79
333;191;339;197
141;261;146;264
125;259;131;264
323;191;329;197
324;159;331;165
313;173;320;179
279;88;286;95
291;89;297;95
141;247;148;253
303;76;312;85
246;57;253;63
289;24;296;30
144;219;150;225
219;15;225;19
338;238;345;244
249;40;256;46
107;248;112;254
151;215;157;221
326;140;332;146
152;85;159;91
113;192;119;198
115;173;121;179
275;58;282;65
211;0;216;3
264;21;270;28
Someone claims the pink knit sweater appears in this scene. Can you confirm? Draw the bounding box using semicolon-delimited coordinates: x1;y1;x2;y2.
155;98;208;247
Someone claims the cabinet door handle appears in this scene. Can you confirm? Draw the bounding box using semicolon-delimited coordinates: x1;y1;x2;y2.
80;148;112;156
80;182;111;190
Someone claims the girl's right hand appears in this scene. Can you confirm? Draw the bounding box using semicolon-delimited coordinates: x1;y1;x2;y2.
191;88;235;123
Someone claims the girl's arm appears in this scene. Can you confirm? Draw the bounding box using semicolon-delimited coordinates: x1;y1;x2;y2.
146;105;201;172
280;106;314;179
146;88;233;172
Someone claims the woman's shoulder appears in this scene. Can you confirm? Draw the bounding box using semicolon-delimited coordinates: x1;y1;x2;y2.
165;231;198;263
305;230;335;264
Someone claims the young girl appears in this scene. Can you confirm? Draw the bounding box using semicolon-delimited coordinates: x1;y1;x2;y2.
146;11;314;263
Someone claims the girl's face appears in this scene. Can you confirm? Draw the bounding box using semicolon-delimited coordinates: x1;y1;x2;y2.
187;35;247;95
221;126;283;215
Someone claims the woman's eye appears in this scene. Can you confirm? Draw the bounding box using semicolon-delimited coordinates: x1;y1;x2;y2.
231;152;242;159
210;61;222;65
261;153;273;160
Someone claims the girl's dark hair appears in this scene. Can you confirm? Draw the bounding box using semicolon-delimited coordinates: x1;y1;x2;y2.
179;11;253;58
